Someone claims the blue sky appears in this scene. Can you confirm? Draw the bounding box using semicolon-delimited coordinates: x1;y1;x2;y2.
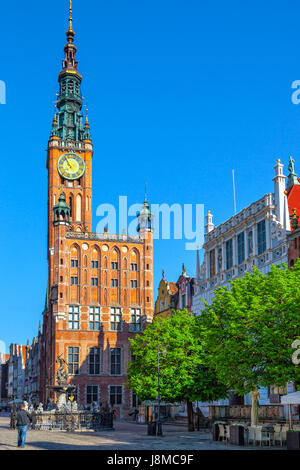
1;0;300;350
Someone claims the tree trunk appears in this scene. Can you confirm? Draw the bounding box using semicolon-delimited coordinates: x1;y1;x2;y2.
187;400;194;432
250;389;260;426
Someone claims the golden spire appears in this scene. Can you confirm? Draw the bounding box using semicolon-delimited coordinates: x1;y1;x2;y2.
52;103;58;129
69;0;73;29
84;102;90;129
66;0;75;43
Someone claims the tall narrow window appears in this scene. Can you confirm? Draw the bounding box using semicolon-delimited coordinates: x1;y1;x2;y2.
69;196;73;218
110;348;121;375
130;280;137;288
88;347;101;375
111;278;118;287
68;347;79;375
130;308;141;332
110;308;122;331
209;249;215;277
237;232;245;265
110;386;122;406
226;239;233;270
89;307;100;330
68;306;79;329
247;230;253;256
76;194;82;221
86;385;98;405
257;220;266;255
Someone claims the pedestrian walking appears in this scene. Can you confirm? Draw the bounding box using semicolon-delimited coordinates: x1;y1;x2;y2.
16;404;32;448
128;408;139;422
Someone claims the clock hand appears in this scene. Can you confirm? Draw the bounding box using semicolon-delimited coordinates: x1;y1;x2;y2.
65;155;72;169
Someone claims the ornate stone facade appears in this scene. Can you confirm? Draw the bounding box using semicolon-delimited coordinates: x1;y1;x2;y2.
192;160;292;316
192;159;300;407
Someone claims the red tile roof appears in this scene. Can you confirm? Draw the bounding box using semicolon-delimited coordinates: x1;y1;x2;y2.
287;179;300;217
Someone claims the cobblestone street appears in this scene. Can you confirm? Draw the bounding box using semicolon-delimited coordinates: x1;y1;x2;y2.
0;417;285;451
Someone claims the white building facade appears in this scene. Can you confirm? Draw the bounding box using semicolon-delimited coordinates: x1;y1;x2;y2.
192;159;291;406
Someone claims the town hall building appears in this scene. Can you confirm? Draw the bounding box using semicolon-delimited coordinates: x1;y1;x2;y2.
40;2;154;417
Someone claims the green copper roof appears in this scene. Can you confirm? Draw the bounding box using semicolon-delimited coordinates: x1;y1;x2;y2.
52;2;91;141
53;192;70;211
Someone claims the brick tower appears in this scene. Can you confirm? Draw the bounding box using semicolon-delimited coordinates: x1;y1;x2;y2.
40;2;154;417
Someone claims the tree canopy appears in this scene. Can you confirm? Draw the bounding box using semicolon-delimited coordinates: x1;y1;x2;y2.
198;261;300;400
127;309;227;405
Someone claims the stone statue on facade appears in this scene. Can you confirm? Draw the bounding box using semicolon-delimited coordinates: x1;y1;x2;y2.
288;155;295;175
217;248;222;271
56;354;69;385
290;208;299;230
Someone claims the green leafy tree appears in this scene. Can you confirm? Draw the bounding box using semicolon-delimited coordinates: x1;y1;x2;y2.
126;309;228;431
198;261;300;426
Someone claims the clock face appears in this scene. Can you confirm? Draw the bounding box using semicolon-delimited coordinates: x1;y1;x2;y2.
57;153;85;180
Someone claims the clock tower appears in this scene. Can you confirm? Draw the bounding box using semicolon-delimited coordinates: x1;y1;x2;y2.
40;1;154;416
47;0;93;259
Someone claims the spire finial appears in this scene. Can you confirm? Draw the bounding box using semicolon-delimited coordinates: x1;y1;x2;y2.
85;101;90;127
66;0;75;43
69;0;73;29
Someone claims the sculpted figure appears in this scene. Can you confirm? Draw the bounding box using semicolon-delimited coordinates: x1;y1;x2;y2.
56;355;69;385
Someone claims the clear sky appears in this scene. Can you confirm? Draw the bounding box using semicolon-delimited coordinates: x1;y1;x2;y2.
1;0;300;351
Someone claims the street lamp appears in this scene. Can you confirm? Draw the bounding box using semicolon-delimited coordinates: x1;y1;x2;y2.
69;395;75;432
157;344;166;437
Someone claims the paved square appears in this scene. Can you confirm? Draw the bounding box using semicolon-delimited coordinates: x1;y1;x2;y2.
0;417;286;450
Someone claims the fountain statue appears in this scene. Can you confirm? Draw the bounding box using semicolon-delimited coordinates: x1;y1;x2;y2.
46;354;77;411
